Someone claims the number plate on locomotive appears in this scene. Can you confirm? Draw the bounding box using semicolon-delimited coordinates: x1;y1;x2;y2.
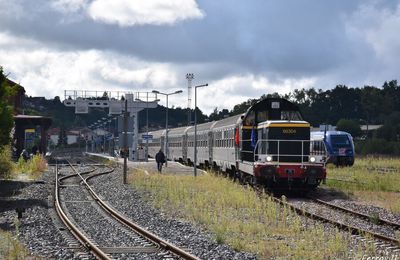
282;129;296;134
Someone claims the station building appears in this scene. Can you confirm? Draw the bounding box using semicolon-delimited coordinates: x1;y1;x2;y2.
7;79;52;158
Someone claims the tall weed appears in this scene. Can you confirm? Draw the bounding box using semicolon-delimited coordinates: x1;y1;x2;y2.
0;146;13;178
129;171;369;259
13;154;47;180
0;222;28;259
325;157;400;213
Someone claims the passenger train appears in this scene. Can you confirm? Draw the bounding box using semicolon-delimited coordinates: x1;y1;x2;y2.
141;98;328;190
311;131;355;166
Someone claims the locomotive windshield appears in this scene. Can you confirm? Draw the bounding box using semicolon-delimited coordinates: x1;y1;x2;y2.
330;135;351;148
281;111;303;121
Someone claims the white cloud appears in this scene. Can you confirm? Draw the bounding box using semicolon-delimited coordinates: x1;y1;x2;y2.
0;33;179;99
197;75;316;114
87;0;205;26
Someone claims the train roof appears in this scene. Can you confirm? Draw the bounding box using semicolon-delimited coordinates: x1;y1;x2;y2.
311;130;353;140
211;114;242;130
186;121;216;134
311;130;352;136
147;129;165;138
168;125;192;136
258;120;310;129
243;98;304;122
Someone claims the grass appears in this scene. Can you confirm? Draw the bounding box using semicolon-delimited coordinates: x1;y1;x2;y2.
1;147;47;180
324;156;400;213
129;170;373;259
12;154;47;180
0;220;28;259
0;146;13;178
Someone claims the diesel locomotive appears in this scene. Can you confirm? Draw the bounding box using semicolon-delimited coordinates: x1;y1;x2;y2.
142;98;328;190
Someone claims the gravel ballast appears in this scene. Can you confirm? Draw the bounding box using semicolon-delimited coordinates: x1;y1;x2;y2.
89;166;257;260
0;162;256;259
0;170;78;259
3;159;399;259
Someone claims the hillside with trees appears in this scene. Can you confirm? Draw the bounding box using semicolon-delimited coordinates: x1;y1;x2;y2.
18;79;400;155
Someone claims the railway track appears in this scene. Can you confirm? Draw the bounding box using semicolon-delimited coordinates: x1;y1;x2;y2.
309;196;400;230
266;194;400;255
54;157;199;259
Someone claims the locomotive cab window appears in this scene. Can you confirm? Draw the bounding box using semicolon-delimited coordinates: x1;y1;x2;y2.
244;111;255;126
257;111;268;123
281;111;303;121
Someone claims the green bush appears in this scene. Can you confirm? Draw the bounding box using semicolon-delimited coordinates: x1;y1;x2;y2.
0;146;13;178
336;119;361;137
356;139;399;155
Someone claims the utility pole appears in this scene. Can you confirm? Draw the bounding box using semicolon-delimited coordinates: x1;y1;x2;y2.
123;98;128;184
186;73;194;126
152;90;183;167
194;83;208;177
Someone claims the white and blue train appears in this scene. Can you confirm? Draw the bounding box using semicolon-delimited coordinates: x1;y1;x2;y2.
311;131;355;166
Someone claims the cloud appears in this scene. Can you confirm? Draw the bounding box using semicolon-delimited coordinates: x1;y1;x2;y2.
195;75;316;113
1;0;400;114
0;32;179;99
87;0;205;26
346;2;400;65
51;0;89;14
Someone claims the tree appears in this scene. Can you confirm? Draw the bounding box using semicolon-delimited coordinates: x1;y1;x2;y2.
376;112;400;141
0;67;15;148
361;86;385;124
336;119;361;137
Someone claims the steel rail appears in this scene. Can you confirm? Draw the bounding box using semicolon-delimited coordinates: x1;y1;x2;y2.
268;195;400;246
54;161;110;260
309;197;400;230
67;160;199;260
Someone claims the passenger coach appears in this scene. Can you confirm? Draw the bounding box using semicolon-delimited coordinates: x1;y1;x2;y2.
141;98;328;191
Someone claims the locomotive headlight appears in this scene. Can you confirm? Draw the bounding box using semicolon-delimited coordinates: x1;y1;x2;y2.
266;156;273;162
309;156;316;163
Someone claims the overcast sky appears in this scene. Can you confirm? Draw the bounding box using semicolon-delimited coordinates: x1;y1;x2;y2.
1;0;400;114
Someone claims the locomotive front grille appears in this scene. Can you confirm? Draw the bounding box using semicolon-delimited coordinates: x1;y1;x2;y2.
257;139;309;163
256;124;311;163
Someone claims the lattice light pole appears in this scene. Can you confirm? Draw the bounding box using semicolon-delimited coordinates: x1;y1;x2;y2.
186;73;194;126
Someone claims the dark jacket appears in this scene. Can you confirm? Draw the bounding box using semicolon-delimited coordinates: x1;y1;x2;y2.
155;151;165;163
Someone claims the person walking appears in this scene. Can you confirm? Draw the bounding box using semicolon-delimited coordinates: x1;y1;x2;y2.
155;149;165;173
